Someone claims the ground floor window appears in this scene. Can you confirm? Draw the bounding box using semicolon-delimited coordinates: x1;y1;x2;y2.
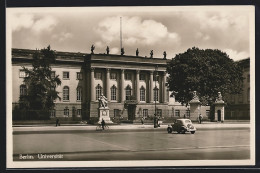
206;110;210;119
50;109;56;117
156;109;162;117
143;109;148;118
77;109;82;116
175;110;180;117
114;109;120;117
186;110;190;118
64;107;69;116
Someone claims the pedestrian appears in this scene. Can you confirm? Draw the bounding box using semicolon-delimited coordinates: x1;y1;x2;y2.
101;118;105;130
141;117;144;125
55;118;59;127
199;114;203;124
183;114;186;118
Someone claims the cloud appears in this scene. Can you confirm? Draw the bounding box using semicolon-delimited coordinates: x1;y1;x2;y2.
224;49;249;61
110;47;119;54
52;32;73;42
11;13;57;33
95;16;180;46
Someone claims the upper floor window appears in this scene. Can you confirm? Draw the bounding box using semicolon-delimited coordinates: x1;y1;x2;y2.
140;86;145;101
111;85;117;101
77;87;82;101
125;73;132;80
153;74;159;81
96;84;102;100
19;70;28;78
95;72;102;80
20;85;27;96
51;71;56;79
63;72;70;79
154;86;159;102
63;86;70;101
110;73;117;80
139;74;146;81
77;72;83;80
125;85;132;100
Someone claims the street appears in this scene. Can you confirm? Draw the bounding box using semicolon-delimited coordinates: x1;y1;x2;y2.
13;129;250;161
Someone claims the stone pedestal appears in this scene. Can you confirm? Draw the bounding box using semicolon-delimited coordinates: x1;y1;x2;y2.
214;102;225;122
190;100;201;121
213;92;225;122
98;107;113;124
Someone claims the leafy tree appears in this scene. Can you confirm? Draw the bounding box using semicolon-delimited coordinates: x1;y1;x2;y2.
19;45;61;110
167;47;244;106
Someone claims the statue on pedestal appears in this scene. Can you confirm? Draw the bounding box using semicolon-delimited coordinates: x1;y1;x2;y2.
106;46;109;54
163;51;167;59
150;50;153;58
215;92;224;103
136;48;139;56
121;47;125;55
91;45;95;54
98;94;108;108
192;91;199;101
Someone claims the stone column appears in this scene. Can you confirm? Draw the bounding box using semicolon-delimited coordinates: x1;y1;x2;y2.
90;68;95;102
150;71;154;103
106;68;111;102
163;72;167;103
136;70;140;102
121;69;125;103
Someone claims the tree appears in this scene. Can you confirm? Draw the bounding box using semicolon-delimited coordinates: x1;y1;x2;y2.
20;45;61;110
167;47;244;106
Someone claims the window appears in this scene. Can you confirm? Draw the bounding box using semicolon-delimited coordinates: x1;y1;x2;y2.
19;70;28;78
63;86;70;101
95;72;102;79
20;85;27;96
51;71;56;79
110;73;117;80
186;110;190;118
143;109;148;118
63;72;70;79
114;109;120;117
64;107;69;116
175;110;180;117
139;74;145;80
125;85;132;100
154;86;159;102
157;109;162;117
77;87;82;101
77;72;83;80
125;73;132;80
140;86;145;101
50;109;56;117
111;85;117;101
77;109;82;116
96;84;102;100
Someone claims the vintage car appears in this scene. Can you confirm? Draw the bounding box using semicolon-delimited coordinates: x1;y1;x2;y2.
167;119;196;134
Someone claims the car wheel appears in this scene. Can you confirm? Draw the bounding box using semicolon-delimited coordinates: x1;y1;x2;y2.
167;127;172;133
191;131;195;134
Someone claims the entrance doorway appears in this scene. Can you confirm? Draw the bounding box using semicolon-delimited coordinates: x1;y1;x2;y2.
217;110;221;121
127;105;136;120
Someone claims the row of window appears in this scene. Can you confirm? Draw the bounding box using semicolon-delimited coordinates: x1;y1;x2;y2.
19;70;83;80
96;84;159;102
20;70;160;81
95;72;159;81
50;107;82;117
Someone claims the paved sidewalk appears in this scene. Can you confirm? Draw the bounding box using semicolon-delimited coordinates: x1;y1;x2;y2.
12;122;250;134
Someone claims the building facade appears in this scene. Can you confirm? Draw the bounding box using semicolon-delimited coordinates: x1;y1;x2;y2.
225;58;250;120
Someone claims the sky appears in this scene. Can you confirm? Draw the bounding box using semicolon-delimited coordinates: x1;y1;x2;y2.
7;6;253;61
